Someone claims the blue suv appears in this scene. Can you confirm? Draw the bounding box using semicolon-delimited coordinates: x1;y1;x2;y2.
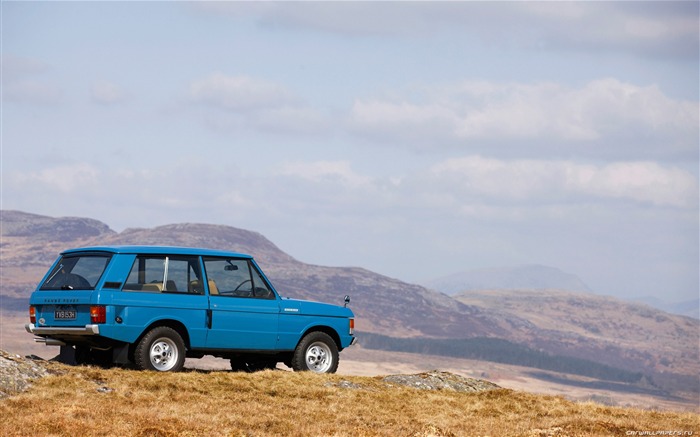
26;246;356;373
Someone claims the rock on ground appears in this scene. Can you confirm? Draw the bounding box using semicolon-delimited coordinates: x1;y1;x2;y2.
382;370;501;392
0;349;50;399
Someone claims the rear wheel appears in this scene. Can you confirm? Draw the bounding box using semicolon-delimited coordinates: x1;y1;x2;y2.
134;327;186;372
291;332;339;374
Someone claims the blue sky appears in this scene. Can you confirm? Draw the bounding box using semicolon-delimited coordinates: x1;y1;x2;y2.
2;2;698;302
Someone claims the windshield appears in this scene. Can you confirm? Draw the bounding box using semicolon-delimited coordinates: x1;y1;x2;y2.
40;253;112;290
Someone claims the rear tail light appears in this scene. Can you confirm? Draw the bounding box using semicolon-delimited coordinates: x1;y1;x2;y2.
90;305;106;324
29;306;36;324
349;318;355;335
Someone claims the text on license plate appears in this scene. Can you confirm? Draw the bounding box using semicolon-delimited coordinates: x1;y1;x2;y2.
55;309;77;320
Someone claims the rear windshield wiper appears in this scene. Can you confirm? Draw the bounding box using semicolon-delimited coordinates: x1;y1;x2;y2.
45;264;64;286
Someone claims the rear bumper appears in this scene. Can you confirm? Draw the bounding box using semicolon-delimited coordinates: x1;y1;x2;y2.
25;323;100;336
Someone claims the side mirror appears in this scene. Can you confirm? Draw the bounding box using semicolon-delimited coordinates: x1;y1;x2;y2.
344;295;350;307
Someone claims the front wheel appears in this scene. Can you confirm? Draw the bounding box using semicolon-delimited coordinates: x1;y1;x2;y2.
134;326;186;372
291;332;339;374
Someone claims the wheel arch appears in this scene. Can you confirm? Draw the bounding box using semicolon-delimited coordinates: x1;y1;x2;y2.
299;325;342;351
133;319;191;351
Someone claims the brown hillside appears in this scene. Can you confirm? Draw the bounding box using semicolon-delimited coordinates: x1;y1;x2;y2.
454;289;699;379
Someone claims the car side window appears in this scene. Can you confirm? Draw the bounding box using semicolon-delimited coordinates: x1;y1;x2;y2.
123;256;203;294
203;257;274;299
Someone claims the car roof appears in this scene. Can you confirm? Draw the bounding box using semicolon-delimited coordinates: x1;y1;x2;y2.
61;245;253;259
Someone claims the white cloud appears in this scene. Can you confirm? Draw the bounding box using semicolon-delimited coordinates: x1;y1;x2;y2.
10;157;693;227
91;80;125;105
193;2;698;59
522;2;698;56
426;156;698;209
188;72;329;135
575;79;696;136
253;106;330;135
1;55;61;105
580;162;699;208
278;160;371;189
348;100;459;144
191;2;436;36
1;54;49;82
14;163;99;193
348;79;698;157
3;79;62;105
189;72;298;112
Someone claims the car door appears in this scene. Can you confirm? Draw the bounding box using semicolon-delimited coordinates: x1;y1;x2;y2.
202;257;280;350
116;255;210;348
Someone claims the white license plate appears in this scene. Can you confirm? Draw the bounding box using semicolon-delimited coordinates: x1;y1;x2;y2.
55;308;77;320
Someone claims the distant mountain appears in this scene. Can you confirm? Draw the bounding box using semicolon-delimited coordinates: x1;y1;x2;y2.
1;210;697;399
422;264;592;295
0;210;115;242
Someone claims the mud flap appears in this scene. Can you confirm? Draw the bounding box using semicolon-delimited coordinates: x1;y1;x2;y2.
112;343;130;364
58;345;77;365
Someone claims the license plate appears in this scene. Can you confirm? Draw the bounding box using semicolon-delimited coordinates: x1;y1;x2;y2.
55;307;77;320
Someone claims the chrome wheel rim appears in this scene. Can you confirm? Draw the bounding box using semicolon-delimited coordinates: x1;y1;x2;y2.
150;337;178;371
305;341;332;373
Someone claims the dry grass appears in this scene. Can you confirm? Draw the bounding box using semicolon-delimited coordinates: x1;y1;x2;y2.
1;364;698;436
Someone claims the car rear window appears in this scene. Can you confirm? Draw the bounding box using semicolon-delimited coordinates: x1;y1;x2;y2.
40;253;112;290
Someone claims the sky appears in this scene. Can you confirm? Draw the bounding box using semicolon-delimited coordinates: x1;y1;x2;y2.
1;2;698;303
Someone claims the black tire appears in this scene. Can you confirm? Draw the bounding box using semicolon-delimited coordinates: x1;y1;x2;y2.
291;332;339;374
134;326;186;372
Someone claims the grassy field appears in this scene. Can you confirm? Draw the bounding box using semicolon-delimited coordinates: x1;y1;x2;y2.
1;363;698;437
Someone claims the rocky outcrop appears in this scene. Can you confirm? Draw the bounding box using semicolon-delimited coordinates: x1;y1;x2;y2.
0;350;50;399
382;370;501;392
